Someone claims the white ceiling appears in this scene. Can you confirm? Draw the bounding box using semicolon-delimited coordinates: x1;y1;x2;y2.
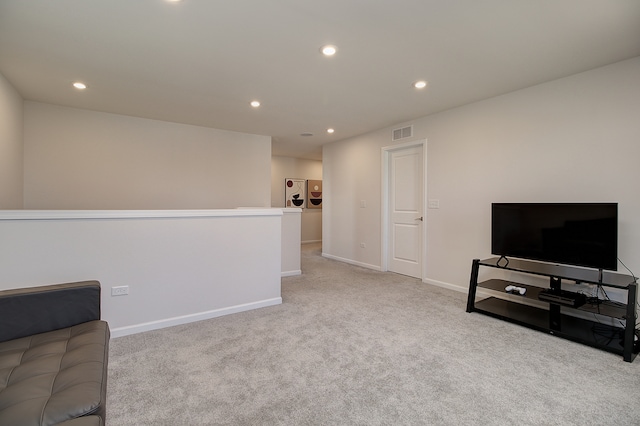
1;1;639;161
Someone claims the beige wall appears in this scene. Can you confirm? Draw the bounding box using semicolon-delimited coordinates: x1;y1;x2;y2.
0;72;24;208
323;57;640;289
271;155;322;243
23;102;272;209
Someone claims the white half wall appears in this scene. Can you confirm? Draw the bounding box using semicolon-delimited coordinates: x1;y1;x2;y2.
0;209;282;337
23;102;272;209
281;208;302;276
323;57;640;293
238;207;302;277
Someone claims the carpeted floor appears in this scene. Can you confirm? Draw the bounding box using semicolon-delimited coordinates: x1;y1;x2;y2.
107;243;640;425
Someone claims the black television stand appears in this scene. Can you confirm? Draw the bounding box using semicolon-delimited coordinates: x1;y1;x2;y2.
466;257;639;362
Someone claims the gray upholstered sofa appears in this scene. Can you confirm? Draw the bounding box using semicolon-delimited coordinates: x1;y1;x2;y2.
0;281;110;425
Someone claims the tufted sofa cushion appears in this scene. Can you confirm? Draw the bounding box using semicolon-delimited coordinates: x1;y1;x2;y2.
0;320;109;426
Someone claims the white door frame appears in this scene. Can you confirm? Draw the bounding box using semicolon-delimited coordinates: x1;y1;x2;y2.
381;139;427;280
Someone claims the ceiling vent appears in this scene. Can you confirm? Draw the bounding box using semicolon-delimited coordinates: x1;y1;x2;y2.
392;125;413;141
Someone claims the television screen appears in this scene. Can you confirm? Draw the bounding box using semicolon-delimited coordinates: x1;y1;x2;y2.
491;203;618;271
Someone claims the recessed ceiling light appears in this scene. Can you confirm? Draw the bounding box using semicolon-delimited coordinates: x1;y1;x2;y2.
250;100;260;108
320;45;337;56
73;82;87;90
413;80;428;89
327;128;335;134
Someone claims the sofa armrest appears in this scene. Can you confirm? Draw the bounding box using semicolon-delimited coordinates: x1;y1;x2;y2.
0;281;101;343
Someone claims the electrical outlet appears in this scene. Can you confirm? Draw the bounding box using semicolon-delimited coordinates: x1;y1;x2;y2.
111;286;129;296
360;242;366;248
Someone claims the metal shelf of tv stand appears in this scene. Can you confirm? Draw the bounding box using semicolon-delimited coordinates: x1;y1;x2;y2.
478;279;628;319
466;257;638;362
478;257;634;289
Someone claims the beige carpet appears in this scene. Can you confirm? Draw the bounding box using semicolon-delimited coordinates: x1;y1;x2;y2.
107;243;640;425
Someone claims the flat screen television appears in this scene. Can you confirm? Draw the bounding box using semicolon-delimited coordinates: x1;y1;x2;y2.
491;203;618;271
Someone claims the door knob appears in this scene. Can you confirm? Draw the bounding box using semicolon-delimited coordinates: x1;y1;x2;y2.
415;217;423;221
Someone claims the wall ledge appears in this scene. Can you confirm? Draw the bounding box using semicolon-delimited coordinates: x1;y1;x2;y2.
0;209;282;221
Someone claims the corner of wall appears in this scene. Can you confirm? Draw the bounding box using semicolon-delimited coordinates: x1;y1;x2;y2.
0;72;24;208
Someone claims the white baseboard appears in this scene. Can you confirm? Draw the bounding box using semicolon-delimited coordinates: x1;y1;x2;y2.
282;269;302;277
320;256;466;293
423;278;467;293
111;297;282;338
321;252;382;271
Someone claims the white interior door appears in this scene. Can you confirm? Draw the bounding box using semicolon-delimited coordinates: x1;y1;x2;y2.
387;145;424;278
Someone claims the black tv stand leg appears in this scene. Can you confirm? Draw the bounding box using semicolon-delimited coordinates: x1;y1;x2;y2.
623;282;637;362
549;277;562;331
466;259;480;313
